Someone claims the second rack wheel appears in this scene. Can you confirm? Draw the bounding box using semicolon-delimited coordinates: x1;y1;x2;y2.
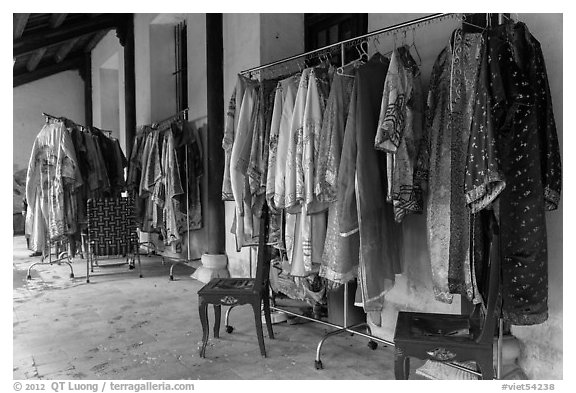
314;360;323;370
225;325;234;334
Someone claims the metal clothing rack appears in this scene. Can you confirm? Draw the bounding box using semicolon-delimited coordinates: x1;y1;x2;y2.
42;112;113;137
137;108;202;280
27;112;123;280
236;13;508;379
26;113;79;281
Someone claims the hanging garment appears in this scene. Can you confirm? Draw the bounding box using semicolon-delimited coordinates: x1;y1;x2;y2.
465;35;506;214
230;77;260;250
255;78;283;246
25;120;83;251
318;70;360;287
126;128;148;226
248;79;278;218
223;75;254;201
146;130;165;231
284;67;331;277
303;66;331;213
173;119;203;232
91;127;126;196
68;124;89;227
447;29;483;301
140;131;161;197
82;132;110;198
337;53;403;312
137;131;156;232
303;67;331;271
374;46;425;223
285;68;311;211
284;69;311;276
160;128;185;244
417;30;483;303
266;73;300;211
488;22;561;325
315;71;355;204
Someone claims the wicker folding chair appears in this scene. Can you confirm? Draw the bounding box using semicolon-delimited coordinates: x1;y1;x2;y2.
85;196;142;283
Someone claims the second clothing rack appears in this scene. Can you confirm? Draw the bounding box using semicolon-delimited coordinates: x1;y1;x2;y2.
235;12;504;379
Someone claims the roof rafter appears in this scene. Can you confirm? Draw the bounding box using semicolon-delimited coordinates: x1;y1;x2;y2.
14;54;84;87
13;13;30;39
26;48;47;72
84;29;110;53
49;13;68;28
14;13;121;56
55;37;79;63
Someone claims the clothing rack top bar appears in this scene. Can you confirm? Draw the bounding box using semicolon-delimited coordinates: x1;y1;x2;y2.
241;13;456;75
147;108;190;130
42;112;106;134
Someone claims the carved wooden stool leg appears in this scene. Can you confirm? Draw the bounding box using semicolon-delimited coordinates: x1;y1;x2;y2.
198;300;209;358
213;304;221;339
262;294;274;339
394;347;410;380
477;355;494;380
252;301;266;357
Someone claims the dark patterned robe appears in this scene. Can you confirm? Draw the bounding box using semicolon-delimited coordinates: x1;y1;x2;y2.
486;22;561;325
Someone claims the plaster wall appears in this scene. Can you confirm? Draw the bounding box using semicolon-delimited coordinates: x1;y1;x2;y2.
13;71;85;175
91;30;124;147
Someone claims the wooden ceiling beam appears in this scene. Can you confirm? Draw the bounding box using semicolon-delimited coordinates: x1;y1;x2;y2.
50;13;68;29
13;13;30;39
14;54;84;87
26;48;47;72
54;37;79;63
84;29;110;53
14;14;122;56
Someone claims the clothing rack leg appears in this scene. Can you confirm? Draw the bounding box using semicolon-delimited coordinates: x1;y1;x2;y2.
313;282;379;369
26;239;75;280
497;317;503;379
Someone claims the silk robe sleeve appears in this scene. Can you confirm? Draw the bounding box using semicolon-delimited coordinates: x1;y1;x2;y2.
337;78;359;236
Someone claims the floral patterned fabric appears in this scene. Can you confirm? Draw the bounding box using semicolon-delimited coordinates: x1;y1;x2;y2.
315;72;355;204
375;45;425;223
488;22;561;325
447;30;483;302
266;74;300;211
25;120;83;252
417;30;483;304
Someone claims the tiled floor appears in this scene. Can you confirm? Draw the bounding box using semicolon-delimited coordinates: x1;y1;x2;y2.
13;236;426;380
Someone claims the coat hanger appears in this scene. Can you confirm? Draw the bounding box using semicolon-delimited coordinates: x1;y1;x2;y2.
336;40;367;77
357;40;369;63
410;28;423;66
461;13;489;33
